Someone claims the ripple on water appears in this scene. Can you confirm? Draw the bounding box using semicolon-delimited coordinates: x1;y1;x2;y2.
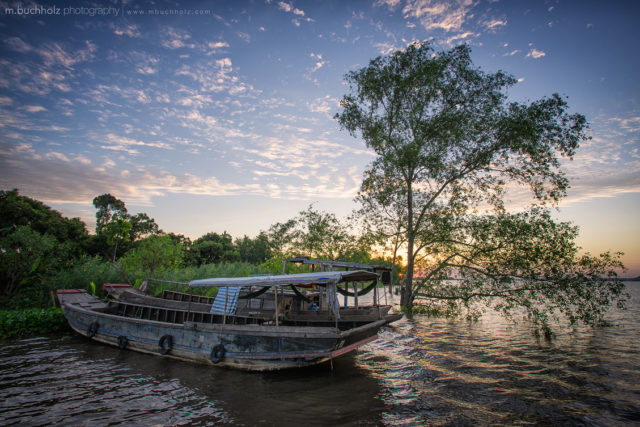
1;283;640;425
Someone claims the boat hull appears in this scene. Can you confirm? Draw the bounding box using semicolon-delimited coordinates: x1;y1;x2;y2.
58;290;383;371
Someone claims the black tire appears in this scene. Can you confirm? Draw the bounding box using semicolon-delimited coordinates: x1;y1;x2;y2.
86;321;99;338
158;334;173;355
210;344;226;363
117;335;128;349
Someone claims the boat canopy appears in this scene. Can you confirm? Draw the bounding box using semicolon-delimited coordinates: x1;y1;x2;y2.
188;270;378;288
286;256;391;272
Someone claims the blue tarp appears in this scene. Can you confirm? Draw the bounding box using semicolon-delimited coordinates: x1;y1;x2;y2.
210;287;241;315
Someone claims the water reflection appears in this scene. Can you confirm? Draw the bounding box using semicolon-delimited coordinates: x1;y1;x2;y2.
1;283;639;426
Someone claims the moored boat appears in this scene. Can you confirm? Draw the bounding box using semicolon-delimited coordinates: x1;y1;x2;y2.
58;270;399;371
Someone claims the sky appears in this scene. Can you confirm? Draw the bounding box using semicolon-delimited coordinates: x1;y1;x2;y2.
0;0;638;276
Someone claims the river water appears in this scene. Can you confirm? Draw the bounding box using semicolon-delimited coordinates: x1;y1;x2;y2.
1;282;639;426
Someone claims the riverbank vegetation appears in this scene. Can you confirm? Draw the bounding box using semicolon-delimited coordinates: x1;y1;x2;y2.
0;189;388;311
1;43;629;333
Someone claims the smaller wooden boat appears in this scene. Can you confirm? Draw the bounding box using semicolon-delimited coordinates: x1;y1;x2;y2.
58;270;400;371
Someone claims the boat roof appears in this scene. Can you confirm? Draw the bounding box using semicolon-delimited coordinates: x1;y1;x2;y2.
286;256;391;272
188;270;378;288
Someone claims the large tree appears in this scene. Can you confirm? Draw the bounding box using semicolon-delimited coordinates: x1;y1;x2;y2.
336;43;626;327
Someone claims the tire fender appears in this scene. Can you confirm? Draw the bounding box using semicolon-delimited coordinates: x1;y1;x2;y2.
158;334;173;355
210;344;226;363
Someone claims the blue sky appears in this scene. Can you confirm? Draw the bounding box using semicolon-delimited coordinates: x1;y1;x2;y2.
0;0;638;275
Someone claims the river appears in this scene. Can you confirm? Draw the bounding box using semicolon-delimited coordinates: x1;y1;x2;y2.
1;282;639;426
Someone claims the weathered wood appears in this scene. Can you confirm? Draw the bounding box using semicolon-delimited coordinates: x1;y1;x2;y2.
57;289;396;371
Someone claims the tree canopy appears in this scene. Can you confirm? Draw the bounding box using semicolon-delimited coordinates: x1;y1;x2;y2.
336;43;627;327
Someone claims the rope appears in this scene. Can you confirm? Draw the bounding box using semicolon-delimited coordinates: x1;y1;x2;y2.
290;285;312;303
336;280;377;297
238;286;269;299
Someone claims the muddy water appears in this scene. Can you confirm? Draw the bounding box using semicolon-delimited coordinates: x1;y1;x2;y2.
1;283;639;426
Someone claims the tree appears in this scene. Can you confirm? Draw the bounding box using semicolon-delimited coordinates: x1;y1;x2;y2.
120;234;184;292
235;232;272;264
1;189;88;255
0;226;58;305
93;193;127;234
265;204;373;263
335;43;626;327
91;194;160;260
189;232;239;266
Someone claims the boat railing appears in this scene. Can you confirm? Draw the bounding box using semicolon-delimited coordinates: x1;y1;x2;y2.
111;301;265;326
160;289;215;304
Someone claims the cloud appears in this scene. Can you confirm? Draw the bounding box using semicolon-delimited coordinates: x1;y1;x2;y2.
100;133;174;155
526;48;546;59
555;113;640;204
401;0;476;32
37;40;97;68
308;95;336;115
112;24;141;38
483;18;507;31
444;31;478;46
161;27;194;49
277;1;313;25
21;105;47;113
309;53;325;73
278;1;306;16
504;49;521;56
374;0;403;9
374;41;400;55
4;36;33;52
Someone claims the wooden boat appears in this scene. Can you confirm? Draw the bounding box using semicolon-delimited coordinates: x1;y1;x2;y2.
103;285;399;326
57;270;399;371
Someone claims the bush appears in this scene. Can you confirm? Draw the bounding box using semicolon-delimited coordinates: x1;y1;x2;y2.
0;308;69;339
47;256;123;298
144;262;268;296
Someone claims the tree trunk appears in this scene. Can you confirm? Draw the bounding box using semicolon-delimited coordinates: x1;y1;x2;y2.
401;180;415;309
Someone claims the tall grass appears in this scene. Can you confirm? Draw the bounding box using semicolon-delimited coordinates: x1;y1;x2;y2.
145;262;268;296
47;258;268;299
47;255;123;297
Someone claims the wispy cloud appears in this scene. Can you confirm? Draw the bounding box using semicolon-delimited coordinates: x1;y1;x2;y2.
401;0;477;32
373;41;400;54
21;105;47;113
278;1;306;16
161;27;194;49
444;31;478;46
526;48;546;59
100;133;174;155
4;36;33;52
277;1;314;25
112;24;141;38
483;18;507;31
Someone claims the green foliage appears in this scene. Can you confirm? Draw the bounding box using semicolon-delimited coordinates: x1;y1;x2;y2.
93;193;128;233
335;42;627;327
0;308;68;339
143;262;267;296
121;234;184;274
235;232;272;264
0;226;59;305
266;204;373;261
1;189;89;254
47;255;123;298
92;193;161;260
188;232;239;266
